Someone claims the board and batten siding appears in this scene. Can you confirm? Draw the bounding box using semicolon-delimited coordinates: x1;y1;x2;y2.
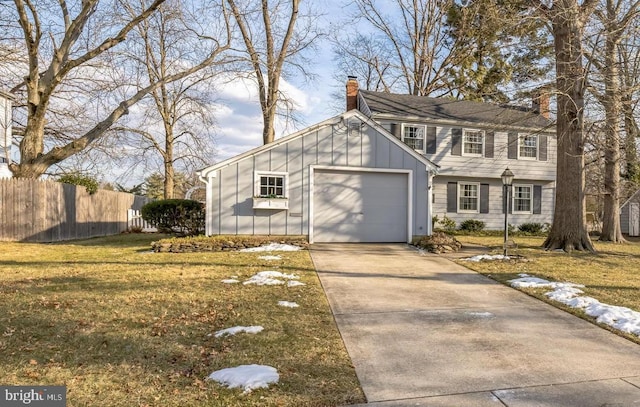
204;118;431;237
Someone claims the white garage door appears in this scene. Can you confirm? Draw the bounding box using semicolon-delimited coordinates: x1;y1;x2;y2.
313;170;408;243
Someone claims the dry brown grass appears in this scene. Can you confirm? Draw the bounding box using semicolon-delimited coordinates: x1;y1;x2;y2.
0;234;364;407
455;235;640;343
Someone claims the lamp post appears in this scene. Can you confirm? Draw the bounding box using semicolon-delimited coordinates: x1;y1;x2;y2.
501;168;514;256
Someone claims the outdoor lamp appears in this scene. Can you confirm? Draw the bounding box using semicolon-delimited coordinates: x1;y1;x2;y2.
501;168;514;256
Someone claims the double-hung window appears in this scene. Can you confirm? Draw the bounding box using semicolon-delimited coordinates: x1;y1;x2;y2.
255;171;287;198
513;184;533;213
458;183;479;213
519;135;538;159
401;124;425;152
463;130;484;156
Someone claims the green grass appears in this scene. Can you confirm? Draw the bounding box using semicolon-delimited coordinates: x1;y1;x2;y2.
455;235;640;343
0;234;364;407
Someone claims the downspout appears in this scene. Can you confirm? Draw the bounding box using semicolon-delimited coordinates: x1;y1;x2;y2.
427;170;434;236
198;171;216;236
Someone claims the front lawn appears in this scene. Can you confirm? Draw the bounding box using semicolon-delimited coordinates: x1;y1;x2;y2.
456;235;640;343
0;234;364;406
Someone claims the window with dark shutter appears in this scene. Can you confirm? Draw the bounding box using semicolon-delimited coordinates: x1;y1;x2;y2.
451;128;462;156
447;182;457;212
485;132;494;158
480;184;489;213
533;185;542;214
539;135;548;161
426;126;437;154
508;132;518;159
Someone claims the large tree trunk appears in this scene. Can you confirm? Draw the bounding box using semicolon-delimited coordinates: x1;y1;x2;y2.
543;1;595;252
600;34;625;242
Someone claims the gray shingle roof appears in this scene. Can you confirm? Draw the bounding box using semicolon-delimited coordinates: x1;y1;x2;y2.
359;90;553;130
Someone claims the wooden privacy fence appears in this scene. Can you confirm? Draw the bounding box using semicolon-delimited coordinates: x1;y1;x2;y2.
0;178;149;242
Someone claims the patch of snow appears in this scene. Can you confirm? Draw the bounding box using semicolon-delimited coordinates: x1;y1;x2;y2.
258;255;282;260
243;271;299;286
287;281;306;287
462;254;510;262
510;274;640;336
207;364;279;394
467;311;494;318
221;279;240;284
240;244;301;252
508;275;584;290
213;325;264;338
278;301;299;308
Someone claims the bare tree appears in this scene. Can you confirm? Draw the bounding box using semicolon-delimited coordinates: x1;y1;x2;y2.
2;0;229;178
529;0;599;252
584;0;640;242
226;0;320;145
332;33;395;93
349;0;457;96
112;0;226;199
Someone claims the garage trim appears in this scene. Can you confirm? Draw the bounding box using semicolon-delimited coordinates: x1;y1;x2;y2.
309;165;413;243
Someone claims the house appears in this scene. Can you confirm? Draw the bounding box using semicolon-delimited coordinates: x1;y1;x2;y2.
620;190;640;237
347;77;557;230
197;110;438;243
0;90;13;179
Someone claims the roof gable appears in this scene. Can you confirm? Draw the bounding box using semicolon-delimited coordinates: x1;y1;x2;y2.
198;110;439;177
360;90;553;131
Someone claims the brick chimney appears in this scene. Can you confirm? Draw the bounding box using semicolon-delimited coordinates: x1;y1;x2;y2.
532;89;550;119
346;76;358;111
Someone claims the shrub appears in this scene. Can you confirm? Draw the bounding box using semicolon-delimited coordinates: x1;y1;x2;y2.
141;199;204;236
58;173;99;195
518;222;545;235
459;219;486;232
434;214;456;231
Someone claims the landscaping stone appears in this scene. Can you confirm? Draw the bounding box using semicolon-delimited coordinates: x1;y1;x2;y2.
151;236;309;253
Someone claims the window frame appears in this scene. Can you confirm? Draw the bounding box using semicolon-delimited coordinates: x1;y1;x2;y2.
401;123;426;153
518;134;539;160
458;182;480;213
254;171;288;198
462;129;484;157
512;184;533;214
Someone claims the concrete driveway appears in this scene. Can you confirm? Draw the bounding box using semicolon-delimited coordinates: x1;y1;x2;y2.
310;244;640;406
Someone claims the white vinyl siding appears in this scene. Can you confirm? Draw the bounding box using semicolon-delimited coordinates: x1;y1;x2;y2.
458;182;479;213
463;130;484;156
401;124;425;153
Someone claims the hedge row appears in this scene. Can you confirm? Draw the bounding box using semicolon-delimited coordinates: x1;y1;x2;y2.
151;235;309;253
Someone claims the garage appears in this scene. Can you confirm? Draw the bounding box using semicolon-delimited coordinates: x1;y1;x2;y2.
312;169;409;243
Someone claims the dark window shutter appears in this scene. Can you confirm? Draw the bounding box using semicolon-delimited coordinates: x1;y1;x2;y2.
447;182;457;213
502;186;513;214
426;126;437;154
485;132;494;158
390;123;400;139
480;184;489;214
451;128;462;156
539;135;548;161
533;185;542;214
508;132;518;159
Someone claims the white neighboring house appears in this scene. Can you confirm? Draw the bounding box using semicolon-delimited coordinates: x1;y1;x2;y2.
0;90;14;179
